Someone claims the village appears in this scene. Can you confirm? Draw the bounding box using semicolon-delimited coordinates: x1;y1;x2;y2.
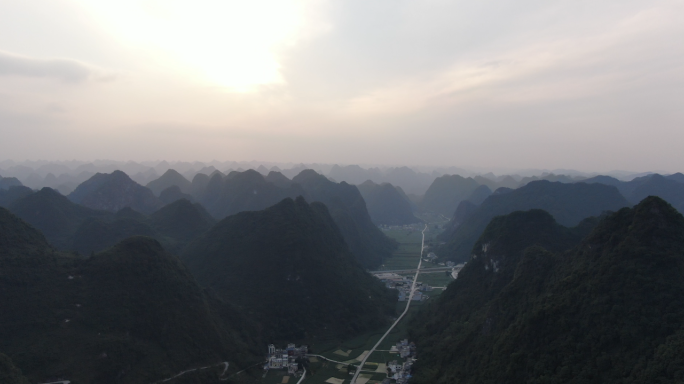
264;339;417;384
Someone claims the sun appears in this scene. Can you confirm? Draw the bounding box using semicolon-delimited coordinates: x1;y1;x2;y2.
77;0;307;91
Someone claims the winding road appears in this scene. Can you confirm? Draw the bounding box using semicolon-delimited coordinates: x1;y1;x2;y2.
350;224;427;384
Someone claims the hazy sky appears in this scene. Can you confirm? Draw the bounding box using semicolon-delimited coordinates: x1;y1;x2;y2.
0;0;682;172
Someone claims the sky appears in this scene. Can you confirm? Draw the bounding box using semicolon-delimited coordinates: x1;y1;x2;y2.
0;0;682;172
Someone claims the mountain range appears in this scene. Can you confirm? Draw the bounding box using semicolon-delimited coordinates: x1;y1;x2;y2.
437;180;630;262
7;187;214;255
583;173;684;212
182;196;396;341
410;196;684;383
0;207;258;383
68;170;163;214
356;180;421;226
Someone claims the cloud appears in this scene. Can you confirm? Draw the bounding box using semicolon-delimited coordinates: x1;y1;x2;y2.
0;50;109;83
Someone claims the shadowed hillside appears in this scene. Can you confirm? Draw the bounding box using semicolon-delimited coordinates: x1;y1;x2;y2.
9;187;111;250
421;174;481;216
68;170;163;214
197;169;305;219
0;207;259;383
410;197;684;384
9;189;212;255
146;169;192;196
292;170;398;269
437;180;629;262
182;196;396;342
357;180;422;225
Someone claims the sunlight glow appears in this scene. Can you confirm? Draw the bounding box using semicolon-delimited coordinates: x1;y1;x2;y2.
78;0;309;91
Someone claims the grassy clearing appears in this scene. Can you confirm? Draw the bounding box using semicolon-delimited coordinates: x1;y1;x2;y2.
415;272;455;288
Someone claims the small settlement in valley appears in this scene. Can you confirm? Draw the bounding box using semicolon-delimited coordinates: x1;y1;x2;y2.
264;344;308;376
385;339;417;384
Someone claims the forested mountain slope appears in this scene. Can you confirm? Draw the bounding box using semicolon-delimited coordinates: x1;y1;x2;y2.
182;197;396;341
437;180;629;262
0;207;258;384
292;170;398;269
411;197;684;384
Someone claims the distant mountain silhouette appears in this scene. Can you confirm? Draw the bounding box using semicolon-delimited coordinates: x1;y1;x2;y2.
145;169;191;196
0;176;22;190
383;166;435;195
357;180;422;225
583;173;684;212
188;169;397;268
629;174;684;211
411;197;684;384
437;180;629;262
9;187;111;250
68;170;163;214
70;216;156;256
71;199;214;255
158;185;194;205
329;164;383;185
198;169;305;219
0;186;33;208
150;199;215;245
265;171;293;188
666;172;684;183
9;187;212;255
181;197;395;341
190;172;211;196
517;173;584;186
292;170;398;268
466;184;492;205
0;210;258;383
421;174;481;216
472;175;518;191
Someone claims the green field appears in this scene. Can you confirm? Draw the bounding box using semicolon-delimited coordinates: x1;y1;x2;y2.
415;271;455;288
377;228;423;271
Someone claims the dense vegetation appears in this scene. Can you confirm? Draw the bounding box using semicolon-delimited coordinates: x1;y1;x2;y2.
410;197;684;383
0;207;259;383
437;180;629;262
357;180;421;225
8;188;214;255
9;187;111;250
182;196;396;342
292;170;398;269
0;354;30;384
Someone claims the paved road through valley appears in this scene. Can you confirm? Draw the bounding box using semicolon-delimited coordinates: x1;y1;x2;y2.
350;224;428;384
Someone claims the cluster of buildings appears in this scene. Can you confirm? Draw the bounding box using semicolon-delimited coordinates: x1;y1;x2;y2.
374;273;432;302
386;339;417;383
424;252;457;268
264;344;308;375
379;223;424;231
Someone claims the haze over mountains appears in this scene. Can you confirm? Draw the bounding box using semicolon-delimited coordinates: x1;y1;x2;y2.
4;159;684;383
0;159;656;196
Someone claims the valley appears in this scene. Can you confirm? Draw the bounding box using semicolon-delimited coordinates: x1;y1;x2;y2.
3;163;684;384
